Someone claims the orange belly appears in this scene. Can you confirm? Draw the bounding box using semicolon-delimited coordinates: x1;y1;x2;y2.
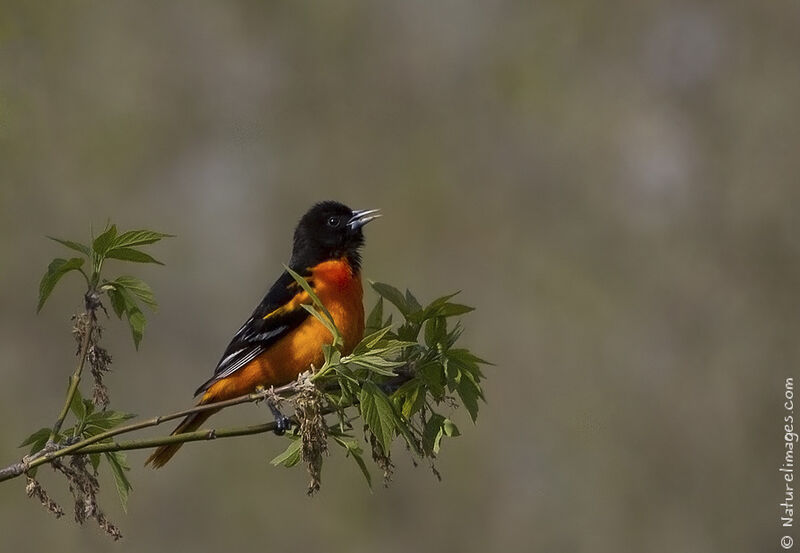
202;259;364;402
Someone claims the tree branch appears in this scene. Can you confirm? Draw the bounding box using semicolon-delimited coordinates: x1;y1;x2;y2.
0;368;413;484
48;307;94;444
0;380;304;483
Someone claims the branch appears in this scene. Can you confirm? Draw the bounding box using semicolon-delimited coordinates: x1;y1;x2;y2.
0;369;414;484
0;380;303;483
48;306;95;444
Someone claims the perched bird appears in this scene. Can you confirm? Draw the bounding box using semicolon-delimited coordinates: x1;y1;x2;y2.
146;201;380;468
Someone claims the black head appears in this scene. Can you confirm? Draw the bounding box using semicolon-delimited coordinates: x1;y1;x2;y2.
289;201;380;271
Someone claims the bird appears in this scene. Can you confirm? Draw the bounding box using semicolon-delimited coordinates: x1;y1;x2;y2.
145;201;380;468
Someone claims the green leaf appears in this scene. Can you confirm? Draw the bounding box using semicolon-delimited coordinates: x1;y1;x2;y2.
424;316;447;348
111;230;173;249
104;452;132;513
47;236;90;256
105;247;163;265
405;289;422;314
365;297;384;333
442;418;460;437
106;287;126;318
109;283;147;348
84;410;136;433
37;257;85;312
19;427;51;448
111;276;157;310
442;321;464;350
457;377;481;423
69;387;86;421
370;282;408;315
351;356;402;377
437;303;475;317
127;306;146;349
89;453;101;472
397;321;421;342
423;413;445;455
300;304;342;347
425;291;461;312
352;325;392;355
92;224;118;256
448;348;493;367
417;361;446;400
394;380;424;419
359;381;396;455
332;435;372;489
285;265;342;346
270;436;302;467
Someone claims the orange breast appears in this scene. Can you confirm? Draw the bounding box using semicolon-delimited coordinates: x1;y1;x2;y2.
203;259;364;401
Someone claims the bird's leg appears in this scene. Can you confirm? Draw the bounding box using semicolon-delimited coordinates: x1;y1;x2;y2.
255;385;291;435
268;398;291;436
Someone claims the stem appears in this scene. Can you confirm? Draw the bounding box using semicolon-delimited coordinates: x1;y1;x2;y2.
48;308;94;443
74;421;283;454
0;380;302;483
0;371;410;483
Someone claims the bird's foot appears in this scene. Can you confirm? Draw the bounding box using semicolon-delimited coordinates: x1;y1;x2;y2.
267;398;291;435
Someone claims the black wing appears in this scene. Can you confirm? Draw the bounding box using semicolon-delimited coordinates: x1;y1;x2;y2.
194;270;311;396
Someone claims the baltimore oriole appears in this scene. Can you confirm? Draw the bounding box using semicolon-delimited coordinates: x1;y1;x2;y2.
145;201;380;468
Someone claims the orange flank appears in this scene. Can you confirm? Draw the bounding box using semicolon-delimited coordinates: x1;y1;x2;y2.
202;259;364;403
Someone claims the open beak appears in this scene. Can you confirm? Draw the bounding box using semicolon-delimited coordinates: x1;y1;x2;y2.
348;208;382;230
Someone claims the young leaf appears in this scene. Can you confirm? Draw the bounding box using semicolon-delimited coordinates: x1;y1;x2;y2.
19;427;51;448
448;348;493;367
111;230;173;249
69;387;86;421
300;304;342;347
352;325;393;355
270;436;302;467
47;236;90;257
105;247;163;265
104;452;132;513
437;303;475;318
127;306;146;349
37;257;85;312
111;276;157;310
332;435;372;489
285;266;334;320
365;297;384;333
457;377;481;423
370;282;408;315
105;286;126;318
423;413;445;455
442;418;460;437
405;289;422;314
92;224;118;256
109;283;147;348
350;356;402;377
424;316;447;348
359;381;396;455
84;410;136;433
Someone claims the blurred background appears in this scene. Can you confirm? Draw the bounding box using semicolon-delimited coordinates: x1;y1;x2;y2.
1;2;798;552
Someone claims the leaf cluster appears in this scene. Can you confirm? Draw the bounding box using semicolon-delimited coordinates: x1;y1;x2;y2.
39;225;172;348
21;388;135;511
272;278;489;490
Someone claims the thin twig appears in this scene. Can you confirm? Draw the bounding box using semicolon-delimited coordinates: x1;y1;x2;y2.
0;380;301;483
0;372;412;483
48;309;94;444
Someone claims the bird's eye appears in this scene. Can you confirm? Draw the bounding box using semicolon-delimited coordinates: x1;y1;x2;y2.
327;216;340;227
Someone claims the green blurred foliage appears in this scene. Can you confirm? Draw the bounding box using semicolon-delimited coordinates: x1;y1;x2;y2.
1;1;798;552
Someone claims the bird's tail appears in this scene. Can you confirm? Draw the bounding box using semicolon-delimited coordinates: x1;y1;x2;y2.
145;407;220;468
